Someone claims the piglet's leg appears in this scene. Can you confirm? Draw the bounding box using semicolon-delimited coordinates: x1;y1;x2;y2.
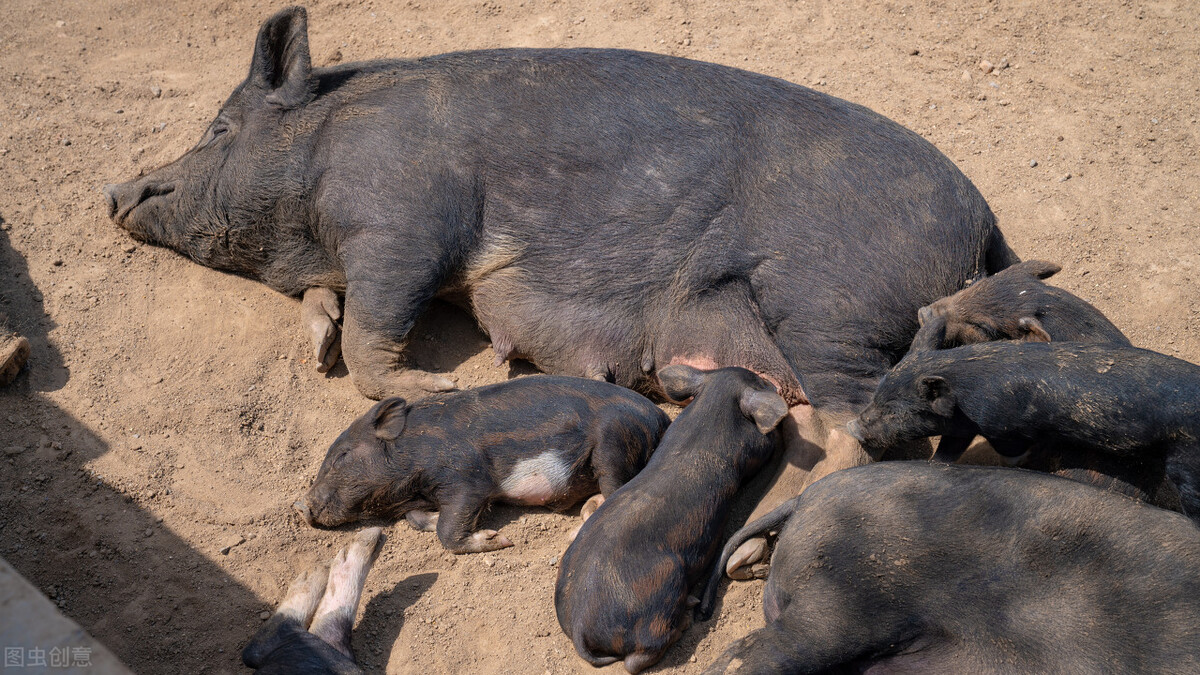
436;493;513;554
405;509;439;532
309;527;385;659
301;287;342;373
277;565;330;625
566;494;605;543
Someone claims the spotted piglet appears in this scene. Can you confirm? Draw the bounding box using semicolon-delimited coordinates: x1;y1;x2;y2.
555;365;788;674
294;376;669;554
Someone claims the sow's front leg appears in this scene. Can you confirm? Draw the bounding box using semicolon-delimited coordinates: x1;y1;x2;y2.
340;280;457;401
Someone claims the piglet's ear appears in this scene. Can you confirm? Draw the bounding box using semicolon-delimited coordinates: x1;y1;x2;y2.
248;6;315;108
917;375;956;418
1017;317;1053;343
908;313;948;355
740;389;789;435
658;364;707;403
371;397;409;441
1008;260;1062;280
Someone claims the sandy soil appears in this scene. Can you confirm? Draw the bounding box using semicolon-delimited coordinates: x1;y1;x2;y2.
0;0;1197;673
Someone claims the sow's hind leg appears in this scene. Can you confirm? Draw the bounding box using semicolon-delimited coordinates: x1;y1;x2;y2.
340;288;456;400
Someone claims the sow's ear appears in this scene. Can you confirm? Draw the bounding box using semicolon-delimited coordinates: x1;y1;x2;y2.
917;376;956;418
658;364;707;402
370;397;409;441
1008;260;1062;280
740;389;789;435
248;6;315;108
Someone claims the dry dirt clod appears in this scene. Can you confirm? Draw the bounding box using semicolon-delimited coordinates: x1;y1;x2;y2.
979;59;994;73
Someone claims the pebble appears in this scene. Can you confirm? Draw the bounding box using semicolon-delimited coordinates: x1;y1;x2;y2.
979;59;994;73
152;123;167;133
220;533;246;555
548;556;557;567
3;445;24;457
61;138;71;146
908;48;920;56
124;245;137;254
144;528;153;537
482;557;494;568
259;611;271;621
52;259;64;267
150;86;162;98
1029;159;1038;167
1059;173;1072;182
960;70;971;82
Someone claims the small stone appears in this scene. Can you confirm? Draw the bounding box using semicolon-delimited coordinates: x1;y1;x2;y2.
219;534;246;555
548;556;558;567
1029;159;1038;167
61;138;71;146
56;20;65;27
482;557;494;567
259;611;271;621
908;48;920;56
979;60;994;73
116;108;124;114
3;445;24;457
144;528;153;537
960;70;971;82
999;57;1010;69
150;86;162;98
1059;173;1072;182
1057;135;1064;141
124;245;137;254
998;99;1011;106
52;259;63;267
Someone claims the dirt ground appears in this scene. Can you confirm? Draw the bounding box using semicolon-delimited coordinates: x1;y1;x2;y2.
0;0;1197;672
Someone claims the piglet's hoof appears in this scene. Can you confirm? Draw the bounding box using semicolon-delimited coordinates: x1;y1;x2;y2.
726;536;770;580
456;529;513;554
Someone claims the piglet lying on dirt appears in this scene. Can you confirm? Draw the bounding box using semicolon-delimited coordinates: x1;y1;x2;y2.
702;463;1200;674
295;376;669;553
242;527;384;674
846;342;1200;521
909;259;1130;352
556;365;787;674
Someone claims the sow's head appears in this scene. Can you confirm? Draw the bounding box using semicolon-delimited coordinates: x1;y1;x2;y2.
102;7;316;279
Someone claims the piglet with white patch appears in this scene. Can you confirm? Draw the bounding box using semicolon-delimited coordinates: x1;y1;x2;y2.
294;376;670;553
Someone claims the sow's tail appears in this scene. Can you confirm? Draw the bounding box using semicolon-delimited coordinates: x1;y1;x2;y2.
984;221;1021;275
697;496;803;621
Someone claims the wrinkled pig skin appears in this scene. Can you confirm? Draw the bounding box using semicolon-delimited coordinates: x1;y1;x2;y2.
296;375;669;554
703;463;1200;675
103;6;1015;413
849;342;1200;523
556;366;787;674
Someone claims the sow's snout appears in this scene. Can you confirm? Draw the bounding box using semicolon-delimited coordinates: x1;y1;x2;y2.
102;180;176;233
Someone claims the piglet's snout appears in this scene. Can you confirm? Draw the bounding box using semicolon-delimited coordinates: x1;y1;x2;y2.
293;499;315;526
845;419;866;443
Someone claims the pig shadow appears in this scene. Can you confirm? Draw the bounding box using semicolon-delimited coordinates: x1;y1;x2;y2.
355;572;437;673
0;214;266;674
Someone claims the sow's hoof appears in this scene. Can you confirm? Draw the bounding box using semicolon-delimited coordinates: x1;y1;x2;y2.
725;536;770;580
0;334;30;386
350;368;457;400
